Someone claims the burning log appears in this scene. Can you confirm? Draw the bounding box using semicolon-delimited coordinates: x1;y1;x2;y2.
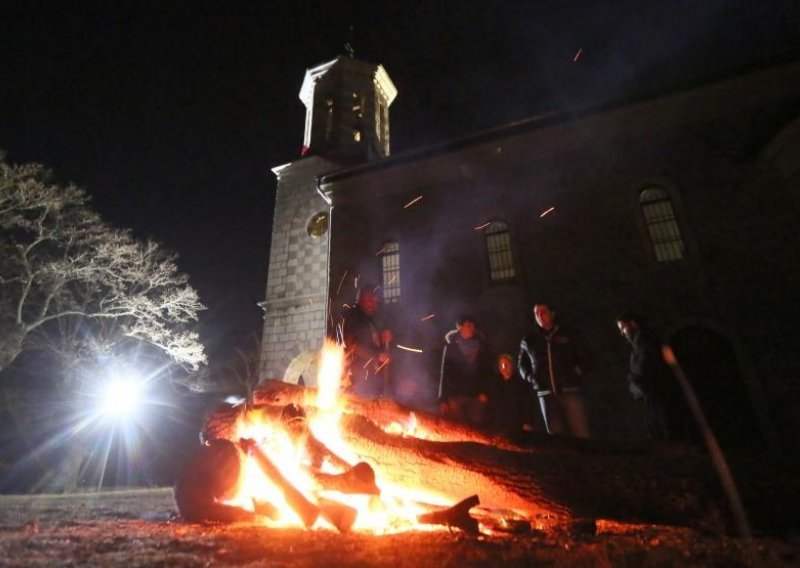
240;438;319;528
203;381;726;532
246;380;508;449
312;461;380;495
318;498;358;532
279;403;351;471
417;495;480;534
174;439;259;523
253;499;279;520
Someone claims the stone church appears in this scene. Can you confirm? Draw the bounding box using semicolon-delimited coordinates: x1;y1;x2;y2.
259;54;800;453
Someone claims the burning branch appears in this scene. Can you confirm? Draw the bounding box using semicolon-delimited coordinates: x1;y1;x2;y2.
312;462;380;495
239;438;319;528
418;495;480;535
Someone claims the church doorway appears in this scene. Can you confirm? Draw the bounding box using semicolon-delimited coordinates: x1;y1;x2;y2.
668;325;764;451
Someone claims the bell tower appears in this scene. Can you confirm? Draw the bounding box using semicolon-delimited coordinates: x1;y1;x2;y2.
258;56;397;383
299;56;397;161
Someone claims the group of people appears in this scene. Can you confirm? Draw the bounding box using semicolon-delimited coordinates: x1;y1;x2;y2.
339;286;685;441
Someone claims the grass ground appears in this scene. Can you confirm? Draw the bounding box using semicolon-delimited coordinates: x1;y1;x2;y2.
0;488;797;567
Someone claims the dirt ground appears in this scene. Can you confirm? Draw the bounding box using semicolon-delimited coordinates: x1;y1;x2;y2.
0;489;798;567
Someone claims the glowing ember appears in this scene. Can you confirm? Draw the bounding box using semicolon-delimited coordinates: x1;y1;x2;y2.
473;222;491;230
396;344;423;353
335;270;348;295
403;195;423;209
540;206;555;218
420;313;436;321
573;48;583;62
385;412;420;437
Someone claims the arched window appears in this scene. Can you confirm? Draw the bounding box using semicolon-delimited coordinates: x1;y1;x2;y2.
639;187;685;262
485;221;515;281
380;242;401;303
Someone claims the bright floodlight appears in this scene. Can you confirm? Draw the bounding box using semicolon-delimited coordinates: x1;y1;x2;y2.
101;379;142;418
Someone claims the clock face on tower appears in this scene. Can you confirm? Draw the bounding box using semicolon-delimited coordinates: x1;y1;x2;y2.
306;211;329;238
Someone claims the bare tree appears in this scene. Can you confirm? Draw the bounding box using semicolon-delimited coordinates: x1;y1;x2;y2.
0;153;207;377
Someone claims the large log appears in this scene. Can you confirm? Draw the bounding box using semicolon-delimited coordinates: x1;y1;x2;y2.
204;380;726;531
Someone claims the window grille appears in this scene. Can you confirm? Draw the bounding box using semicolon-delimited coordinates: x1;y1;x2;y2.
380;242;401;303
639;187;685;262
485;221;516;281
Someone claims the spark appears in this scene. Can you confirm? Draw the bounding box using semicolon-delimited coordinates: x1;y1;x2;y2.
375;359;390;372
420;313;436;321
328;304;336;328
336;270;348;295
540;206;555;218
473;222;491;230
396;344;423;353
363;358;374;369
374;246;387;256
386;274;398;285
403;195;423;209
573;48;583;62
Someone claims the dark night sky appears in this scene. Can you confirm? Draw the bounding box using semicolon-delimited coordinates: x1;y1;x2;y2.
2;1;799;372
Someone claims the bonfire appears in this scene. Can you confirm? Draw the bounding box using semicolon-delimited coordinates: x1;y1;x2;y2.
176;340;723;536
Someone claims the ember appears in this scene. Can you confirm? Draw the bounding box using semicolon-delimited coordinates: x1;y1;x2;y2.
403;195;423;209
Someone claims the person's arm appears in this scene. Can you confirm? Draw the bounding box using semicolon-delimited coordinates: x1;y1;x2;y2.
438;344;451;403
517;338;540;390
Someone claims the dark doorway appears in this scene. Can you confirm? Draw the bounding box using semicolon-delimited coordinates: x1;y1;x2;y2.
669;326;763;450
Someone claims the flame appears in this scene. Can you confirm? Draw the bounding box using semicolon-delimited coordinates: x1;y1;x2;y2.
226;341;454;533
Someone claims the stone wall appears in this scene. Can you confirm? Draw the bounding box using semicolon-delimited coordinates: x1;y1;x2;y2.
259;156;334;381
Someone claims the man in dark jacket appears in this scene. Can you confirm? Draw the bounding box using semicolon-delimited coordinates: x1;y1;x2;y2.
616;311;685;441
341;286;392;398
518;302;592;437
438;315;492;425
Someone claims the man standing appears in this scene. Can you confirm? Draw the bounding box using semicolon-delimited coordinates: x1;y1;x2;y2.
438;315;492;425
341;286;392;399
616;312;681;441
518;302;592;437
